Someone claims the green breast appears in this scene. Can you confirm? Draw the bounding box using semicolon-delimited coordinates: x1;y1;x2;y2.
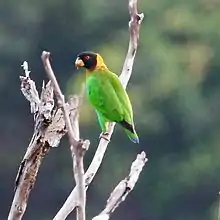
86;70;124;122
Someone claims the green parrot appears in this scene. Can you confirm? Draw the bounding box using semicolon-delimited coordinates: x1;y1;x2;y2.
75;51;139;143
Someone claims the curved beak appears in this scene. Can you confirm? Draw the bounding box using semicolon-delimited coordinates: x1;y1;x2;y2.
75;57;84;69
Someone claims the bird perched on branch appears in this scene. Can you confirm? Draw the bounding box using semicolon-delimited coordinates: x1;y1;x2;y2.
75;51;139;143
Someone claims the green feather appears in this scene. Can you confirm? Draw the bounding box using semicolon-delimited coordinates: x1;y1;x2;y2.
86;69;139;143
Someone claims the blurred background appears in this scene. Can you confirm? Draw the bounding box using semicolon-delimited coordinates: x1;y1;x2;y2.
1;0;220;219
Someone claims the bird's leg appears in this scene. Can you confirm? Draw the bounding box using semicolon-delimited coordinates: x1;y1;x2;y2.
99;132;110;141
99;122;111;142
96;111;111;141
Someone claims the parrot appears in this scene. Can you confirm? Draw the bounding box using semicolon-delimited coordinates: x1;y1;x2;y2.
75;51;139;143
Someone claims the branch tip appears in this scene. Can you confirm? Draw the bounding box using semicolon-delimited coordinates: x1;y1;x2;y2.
21;61;31;77
82;140;90;151
41;51;50;59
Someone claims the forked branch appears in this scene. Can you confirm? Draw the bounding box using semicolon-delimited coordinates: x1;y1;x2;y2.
8;0;144;219
53;0;144;219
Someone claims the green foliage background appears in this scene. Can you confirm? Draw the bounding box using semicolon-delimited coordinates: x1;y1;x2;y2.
1;0;220;219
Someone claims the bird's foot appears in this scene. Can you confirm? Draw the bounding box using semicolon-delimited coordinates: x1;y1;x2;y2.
99;132;110;142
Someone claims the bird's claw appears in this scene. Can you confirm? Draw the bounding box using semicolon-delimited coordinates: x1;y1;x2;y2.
99;132;110;142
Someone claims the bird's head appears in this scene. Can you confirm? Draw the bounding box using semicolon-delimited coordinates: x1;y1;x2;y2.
75;51;107;71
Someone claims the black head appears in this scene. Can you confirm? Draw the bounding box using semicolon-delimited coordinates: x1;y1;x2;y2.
75;51;97;70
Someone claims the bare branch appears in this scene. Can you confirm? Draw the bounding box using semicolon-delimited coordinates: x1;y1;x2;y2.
41;52;79;145
69;95;89;220
92;152;147;220
8;64;67;220
120;0;144;87
41;52;87;220
53;135;114;220
53;0;144;219
20;61;40;114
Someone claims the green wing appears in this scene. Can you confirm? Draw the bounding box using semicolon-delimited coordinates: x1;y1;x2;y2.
86;69;133;124
108;70;133;124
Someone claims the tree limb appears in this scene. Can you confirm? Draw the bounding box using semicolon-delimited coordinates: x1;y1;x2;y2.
8;62;68;220
92;151;147;220
53;0;144;219
41;53;88;220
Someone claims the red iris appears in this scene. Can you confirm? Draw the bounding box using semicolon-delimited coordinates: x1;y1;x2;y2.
84;55;90;60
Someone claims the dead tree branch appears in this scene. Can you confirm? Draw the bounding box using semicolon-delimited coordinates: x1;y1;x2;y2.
8;62;69;220
53;0;144;219
92;152;147;220
8;0;144;218
41;52;88;220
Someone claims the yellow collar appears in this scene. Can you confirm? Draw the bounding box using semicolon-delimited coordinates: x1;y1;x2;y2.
95;54;108;70
86;53;108;76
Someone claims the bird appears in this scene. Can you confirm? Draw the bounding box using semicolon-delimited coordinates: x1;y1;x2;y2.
75;51;139;143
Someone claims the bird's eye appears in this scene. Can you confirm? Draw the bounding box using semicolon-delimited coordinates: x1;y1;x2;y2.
84;55;90;60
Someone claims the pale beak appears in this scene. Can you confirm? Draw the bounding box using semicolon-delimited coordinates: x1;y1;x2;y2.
75;57;84;69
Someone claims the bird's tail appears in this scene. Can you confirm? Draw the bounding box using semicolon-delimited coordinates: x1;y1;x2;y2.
119;120;139;144
124;128;139;144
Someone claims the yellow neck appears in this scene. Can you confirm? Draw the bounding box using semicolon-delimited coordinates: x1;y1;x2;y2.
96;54;108;70
86;54;108;76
